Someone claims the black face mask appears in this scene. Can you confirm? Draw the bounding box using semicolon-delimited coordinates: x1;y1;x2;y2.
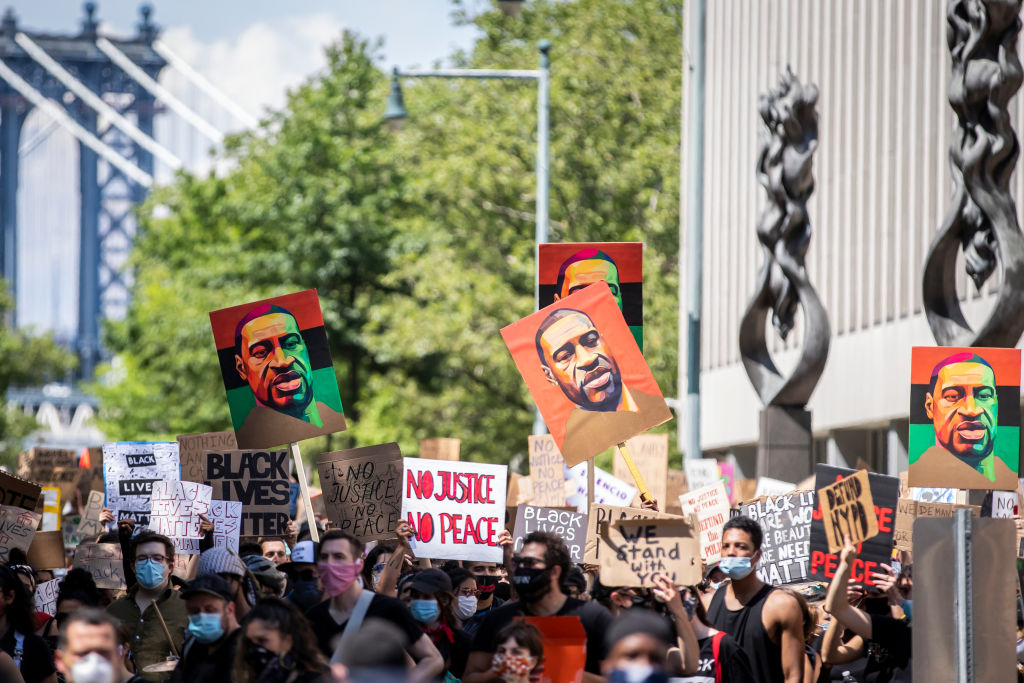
245;641;276;670
513;567;551;603
476;574;498;596
288;579;322;611
493;580;512;601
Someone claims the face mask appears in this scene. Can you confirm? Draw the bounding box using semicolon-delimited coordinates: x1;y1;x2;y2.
135;559;166;590
455;595;478;620
718;556;754;580
187;611;225;644
317;561;361;597
492;653;534;677
494;580;513;601
708;580;725;591
70;652;115;683
372;571;383;589
410;599;440;624
288;579;322;611
683;596;697;619
245;641;277;670
513;567;551;603
608;665;670;683
476;574;498;595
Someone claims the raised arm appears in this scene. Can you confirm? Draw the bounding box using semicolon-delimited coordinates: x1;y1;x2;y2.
651;574;699;675
376;521;414;597
824;537;873;640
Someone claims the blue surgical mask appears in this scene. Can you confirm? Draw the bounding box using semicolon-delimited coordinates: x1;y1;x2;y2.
718;556;754;580
188;612;225;644
410;599;440;624
135;559;166;590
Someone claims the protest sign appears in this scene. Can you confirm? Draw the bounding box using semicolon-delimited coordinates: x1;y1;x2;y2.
733;479;758;503
817;470;878;553
177;431;236;483
203;449;292;537
420;438;460;461
35;578;59;616
893;497;980;552
73;543;126;589
755;477;796;497
808;465;898;586
103;442;180;527
522;616;587;683
910;487;958;504
149;481;213;553
528;435;567;507
27;530;65;569
512;504;588;563
45;467;84;506
41;486;60;531
585;504;683;564
402;458;507;562
566;462;637;511
718;462;735;502
684;459;720;492
0;505;40;563
18;447;77;479
599;518;701;587
615;434;668;507
317;443;402;542
992;490;1018;518
678;481;730;563
507;474;533;507
741;491;815;584
0;471;41;510
208;499;242;552
665;470;687;515
77;490;106;540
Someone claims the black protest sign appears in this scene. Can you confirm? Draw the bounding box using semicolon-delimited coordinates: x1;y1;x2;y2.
512;504;588;563
203;450;292;537
0;471;42;511
808;464;898;587
741;490;815;585
317;443;403;542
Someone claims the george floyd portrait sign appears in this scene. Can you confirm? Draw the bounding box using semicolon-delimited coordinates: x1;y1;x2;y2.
908;346;1020;490
501;282;672;467
209;289;346;449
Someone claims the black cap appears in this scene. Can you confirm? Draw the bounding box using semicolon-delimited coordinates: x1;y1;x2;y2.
181;573;235;602
408;569;452;595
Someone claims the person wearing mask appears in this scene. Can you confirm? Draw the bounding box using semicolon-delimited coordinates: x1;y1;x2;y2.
168;574;240;682
400;568;472;679
490;622;544;683
447;568;480;628
657;581;751;683
463;530;613;683
197;548;251;619
462;560;506;637
9;563;50;633
243;555;287;599
302;529;443;682
0;565;57;683
361;542;396;593
705;516;806;683
782;588;822;683
55;608;132;683
564;566;589;600
106;531;188;681
601;609;674;683
43;578;104;654
233;597;328;683
280;541;322;612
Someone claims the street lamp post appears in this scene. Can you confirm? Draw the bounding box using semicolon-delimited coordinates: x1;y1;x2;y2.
385;39;551;435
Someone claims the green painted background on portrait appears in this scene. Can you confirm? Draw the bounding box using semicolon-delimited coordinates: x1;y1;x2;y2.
226;366;344;432
908;422;1019;474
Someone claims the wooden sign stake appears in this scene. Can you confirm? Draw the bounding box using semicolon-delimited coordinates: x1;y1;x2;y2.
290;442;319;543
616;441;653;503
587;459;595;513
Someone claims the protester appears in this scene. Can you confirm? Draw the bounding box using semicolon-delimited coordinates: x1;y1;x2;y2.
280;541;322;612
301;529;443;681
662;581;752;682
197;547;252;619
463;530;613;683
565;566;589;600
601;609;674;683
361;542;396;592
399;567;472;678
261;539;289;567
705;516;806;683
42;569;104;652
243;555;286;599
490;621;544;683
9;563;50;632
446;567;480;628
55;608;127;683
462;559;507;637
783;588;822;683
0;650;25;683
233;597;329;683
330;617;410;683
0;565;57;683
106;531;187;681
168;574;240;682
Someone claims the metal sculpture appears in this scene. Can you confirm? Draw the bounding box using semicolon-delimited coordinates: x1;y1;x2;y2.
923;0;1024;347
739;67;830;408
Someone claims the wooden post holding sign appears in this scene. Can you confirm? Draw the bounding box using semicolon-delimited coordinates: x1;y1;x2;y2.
816;469;878;553
289;443;319;543
616;441;653;504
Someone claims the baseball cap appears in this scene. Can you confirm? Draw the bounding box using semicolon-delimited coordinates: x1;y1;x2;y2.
279;540;318;572
181;574;235;602
408;568;453;595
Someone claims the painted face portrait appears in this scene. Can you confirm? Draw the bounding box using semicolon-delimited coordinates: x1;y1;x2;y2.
554;251;623;311
925;357;997;462
537;309;623;412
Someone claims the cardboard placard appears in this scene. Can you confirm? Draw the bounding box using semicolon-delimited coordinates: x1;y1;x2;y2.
755;477;796;498
615;434;669;507
18;447;78;479
0;505;40;563
817;470;878;553
521;615;587;683
741;491;815;585
599;518;701;587
893;497;980;552
684;459;720;492
77;490;106;539
508;473;533;507
529;435;567;507
584;504;682;564
678;481;730;563
102;442;180;527
0;471;42;510
35;578;59;616
317;443;403;542
419;438;460;461
566;462;637;511
665;469;688;515
149;481;213;554
402;458;507;562
41;486;60;531
177;431;236;483
34;465;85;505
202;449;292;537
27;530;66;569
733;479;758;503
73;543;126;589
512;504;588;563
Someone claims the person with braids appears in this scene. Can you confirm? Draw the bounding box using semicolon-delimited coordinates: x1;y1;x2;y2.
233;597;328;683
0;565;57;683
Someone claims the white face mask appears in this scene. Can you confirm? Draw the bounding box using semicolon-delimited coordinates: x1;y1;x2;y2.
70;652;115;683
455;595;479;620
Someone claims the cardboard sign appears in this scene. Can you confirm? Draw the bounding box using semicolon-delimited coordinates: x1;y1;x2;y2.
512;504;588;563
585;504;682;564
893;497;980;552
41;487;60;531
615;434;669;507
0;471;41;510
566;462;637;511
209;289;347;449
177;431;236;483
208;499;242;552
317;443;402;542
808;465;898;586
149;481;213;554
402;458;507;562
817;470;878;553
420;438;460;461
0;505;40;563
741;491;815;585
501;282;672;467
102;442;180;527
678;481;730;563
508;473;533;507
684;459;720;492
908;346;1020;490
599;518;701;587
29;463;84;505
77;490;106;539
27;530;66;569
733;479;758;503
35;578;59;616
522;616;587;683
73;543;126;589
529;435;567;507
755;477;796;498
665;470;688;515
202;449;292;537
18;447;78;479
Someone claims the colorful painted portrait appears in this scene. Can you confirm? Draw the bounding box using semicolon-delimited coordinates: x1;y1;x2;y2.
538;242;643;349
209;290;346;449
908;346;1020;491
502;281;671;466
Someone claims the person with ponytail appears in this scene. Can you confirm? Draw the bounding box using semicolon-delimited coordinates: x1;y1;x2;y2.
0;565;57;683
232;597;327;683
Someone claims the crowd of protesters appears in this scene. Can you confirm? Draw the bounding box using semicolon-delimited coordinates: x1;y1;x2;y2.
0;486;929;683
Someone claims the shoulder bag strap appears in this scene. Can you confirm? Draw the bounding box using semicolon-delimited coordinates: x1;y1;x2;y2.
713;631;725;683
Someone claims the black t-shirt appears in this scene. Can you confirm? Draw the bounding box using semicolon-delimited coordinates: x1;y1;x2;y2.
169;628;241;683
305;593;423;657
863;615;911;683
471;597;613;674
1;627;57;683
676;633;754;683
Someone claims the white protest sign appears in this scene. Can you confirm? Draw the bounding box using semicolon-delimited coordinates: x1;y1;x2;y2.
103;442;180;527
684;459;720;491
992;491;1017;519
35;578;59;616
566;463;637;511
210;500;242;552
402;458;507;562
755;477;796;498
679;480;730;563
77;490;106;540
150;481;213;554
911;487;958;504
